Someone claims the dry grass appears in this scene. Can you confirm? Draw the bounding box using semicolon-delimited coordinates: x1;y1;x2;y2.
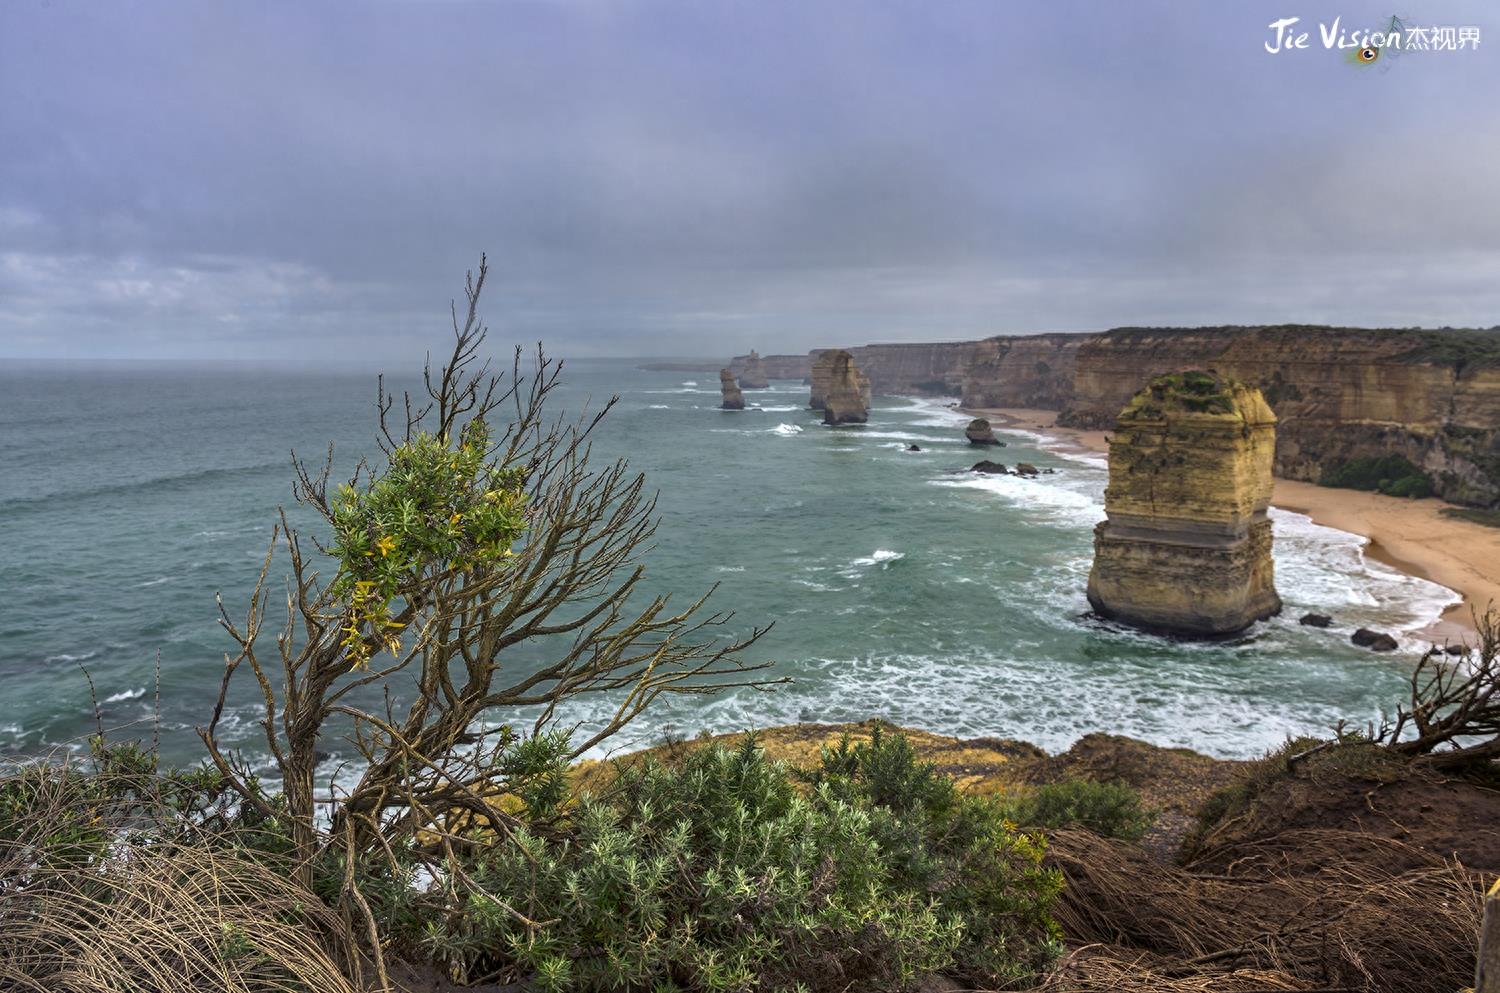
1045;828;1484;993
0;761;364;993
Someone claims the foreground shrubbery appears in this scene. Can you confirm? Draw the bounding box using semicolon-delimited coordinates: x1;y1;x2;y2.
390;728;1062;991
1001;779;1154;841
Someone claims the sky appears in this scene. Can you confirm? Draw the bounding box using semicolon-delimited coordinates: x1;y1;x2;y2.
1;1;1498;362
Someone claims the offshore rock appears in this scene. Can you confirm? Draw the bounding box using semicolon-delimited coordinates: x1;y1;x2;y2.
970;460;1008;474
965;418;1003;446
738;350;770;389
1299;613;1333;628
1087;371;1282;637
1352;628;1399;652
719;368;744;410
822;350;871;425
1015;463;1040;477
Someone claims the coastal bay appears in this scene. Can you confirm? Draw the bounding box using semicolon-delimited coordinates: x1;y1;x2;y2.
974;406;1500;642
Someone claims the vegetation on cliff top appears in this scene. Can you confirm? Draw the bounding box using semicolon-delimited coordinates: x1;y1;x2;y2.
1118;370;1237;419
1319;454;1435;499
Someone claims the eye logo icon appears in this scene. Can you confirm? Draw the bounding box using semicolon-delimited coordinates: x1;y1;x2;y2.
1358;45;1379;62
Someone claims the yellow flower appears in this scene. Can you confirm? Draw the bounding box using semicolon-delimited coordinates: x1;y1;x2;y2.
483;489;500;502
449;512;463;525
375;535;397;557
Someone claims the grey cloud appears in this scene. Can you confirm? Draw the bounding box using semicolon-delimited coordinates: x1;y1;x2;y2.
1;0;1497;361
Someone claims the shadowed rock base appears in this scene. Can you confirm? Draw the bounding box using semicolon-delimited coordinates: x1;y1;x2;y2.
1088;518;1281;636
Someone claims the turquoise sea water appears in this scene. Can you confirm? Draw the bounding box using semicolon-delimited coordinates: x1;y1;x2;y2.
0;358;1460;776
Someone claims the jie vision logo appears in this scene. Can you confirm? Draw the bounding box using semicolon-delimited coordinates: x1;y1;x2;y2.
1264;15;1481;66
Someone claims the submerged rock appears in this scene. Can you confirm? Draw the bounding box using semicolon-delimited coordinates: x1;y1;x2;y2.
1352;628;1399;652
822;350;871;425
965;418;1004;446
739;349;770;389
1299;613;1333;628
906;444;923;452
1086;371;1282;637
970;460;1008;474
719;368;744;410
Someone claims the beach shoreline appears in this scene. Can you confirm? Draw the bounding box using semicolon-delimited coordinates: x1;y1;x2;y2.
967;406;1500;643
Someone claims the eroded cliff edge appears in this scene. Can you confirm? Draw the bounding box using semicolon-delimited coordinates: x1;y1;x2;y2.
958;325;1500;507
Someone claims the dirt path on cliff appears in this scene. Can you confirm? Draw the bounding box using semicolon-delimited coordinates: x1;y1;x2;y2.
968;405;1500;641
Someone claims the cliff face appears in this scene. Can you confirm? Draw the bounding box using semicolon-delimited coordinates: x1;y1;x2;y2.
961;334;1087;409
1087;373;1282;636
809;351;833;410
957;325;1500;507
822;351;871;425
719;369;744;410
730;352;811;381
844;341;976;396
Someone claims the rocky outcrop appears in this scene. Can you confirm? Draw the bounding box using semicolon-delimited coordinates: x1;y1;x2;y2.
737;350;770;389
1087;372;1282;636
730;351;811;382
1352;628;1399;652
719;369;744;410
821;350;871;425
1299;613;1333;628
965;418;1002;446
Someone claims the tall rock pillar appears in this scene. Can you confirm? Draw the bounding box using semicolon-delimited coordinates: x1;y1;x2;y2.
822;350;871;425
1087;371;1281;636
719;368;745;410
739;350;770;389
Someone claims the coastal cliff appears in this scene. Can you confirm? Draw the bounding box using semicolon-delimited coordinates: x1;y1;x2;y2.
1087;372;1282;636
957;325;1500;507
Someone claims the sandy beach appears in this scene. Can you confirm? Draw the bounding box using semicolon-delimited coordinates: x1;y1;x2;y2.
970;407;1500;642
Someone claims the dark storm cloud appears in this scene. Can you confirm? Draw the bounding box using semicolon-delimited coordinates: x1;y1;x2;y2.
1;0;1497;361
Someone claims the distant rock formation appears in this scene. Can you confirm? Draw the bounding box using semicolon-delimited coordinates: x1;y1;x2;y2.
719;368;744;410
1086;371;1282;637
970;460;1008;474
739;350;770;389
822;350;871;425
809;350;833;409
965;418;1003;446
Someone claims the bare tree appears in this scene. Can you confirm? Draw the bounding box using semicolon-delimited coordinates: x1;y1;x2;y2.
200;257;776;897
1377;604;1500;769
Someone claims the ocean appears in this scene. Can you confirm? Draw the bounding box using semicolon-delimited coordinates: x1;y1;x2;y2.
0;358;1460;778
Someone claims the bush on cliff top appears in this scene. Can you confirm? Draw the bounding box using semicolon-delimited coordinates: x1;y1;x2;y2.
408;728;1063;992
1319;454;1434;499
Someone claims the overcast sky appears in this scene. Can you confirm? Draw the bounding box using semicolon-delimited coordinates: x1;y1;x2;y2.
2;1;1497;361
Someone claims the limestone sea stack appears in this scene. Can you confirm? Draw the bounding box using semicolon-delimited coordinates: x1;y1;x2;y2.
809;350;833;409
1086;371;1282;636
822;350;871;425
739;350;770;389
719;368;745;410
965;418;1002;446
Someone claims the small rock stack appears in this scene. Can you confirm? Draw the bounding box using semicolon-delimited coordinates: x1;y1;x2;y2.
719;368;744;410
738;350;770;389
809;350;833;409
1087;371;1282;636
965;418;1002;446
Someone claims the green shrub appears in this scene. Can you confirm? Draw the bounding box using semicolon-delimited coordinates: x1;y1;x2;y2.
1319;455;1433;498
1001;779;1154;841
418;730;1062;991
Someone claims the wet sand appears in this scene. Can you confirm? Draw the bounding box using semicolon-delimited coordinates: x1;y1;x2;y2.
969;406;1500;641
